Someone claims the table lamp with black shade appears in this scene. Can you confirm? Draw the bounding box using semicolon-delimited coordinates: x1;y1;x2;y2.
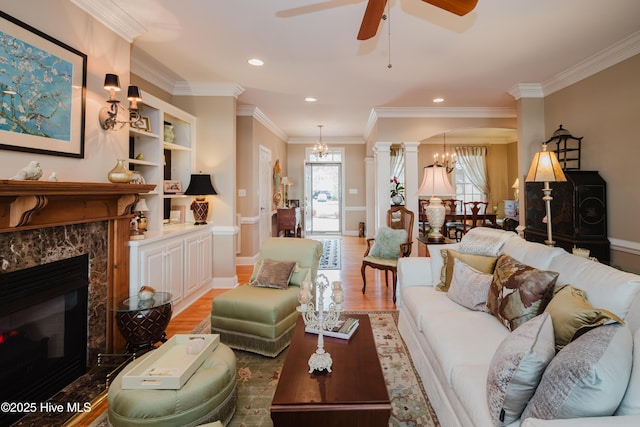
184;173;217;225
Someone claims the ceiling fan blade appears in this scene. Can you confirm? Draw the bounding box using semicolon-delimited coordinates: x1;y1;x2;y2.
422;0;478;16
357;0;388;40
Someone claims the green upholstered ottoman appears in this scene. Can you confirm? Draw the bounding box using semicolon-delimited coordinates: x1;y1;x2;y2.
211;237;323;357
107;343;237;427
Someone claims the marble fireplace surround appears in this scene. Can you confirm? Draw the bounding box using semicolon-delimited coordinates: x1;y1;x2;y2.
0;180;155;357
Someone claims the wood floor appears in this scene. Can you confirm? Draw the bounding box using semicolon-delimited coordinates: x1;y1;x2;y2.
164;235;398;338
80;236;397;425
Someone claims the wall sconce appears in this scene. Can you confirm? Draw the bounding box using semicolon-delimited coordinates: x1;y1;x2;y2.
99;73;143;131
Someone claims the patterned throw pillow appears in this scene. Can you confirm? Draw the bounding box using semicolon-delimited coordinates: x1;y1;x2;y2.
250;260;309;288
249;259;296;289
522;324;633;420
487;254;559;331
486;313;556;426
545;284;624;350
436;249;498;292
368;226;408;260
447;258;493;311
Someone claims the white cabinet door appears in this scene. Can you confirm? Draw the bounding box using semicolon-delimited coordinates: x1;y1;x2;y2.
166;240;184;304
184;230;213;296
140;245;166;293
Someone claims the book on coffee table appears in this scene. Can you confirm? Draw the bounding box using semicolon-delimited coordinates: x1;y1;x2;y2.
305;316;359;340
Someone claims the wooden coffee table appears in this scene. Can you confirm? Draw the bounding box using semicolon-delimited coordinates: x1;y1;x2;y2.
270;314;391;426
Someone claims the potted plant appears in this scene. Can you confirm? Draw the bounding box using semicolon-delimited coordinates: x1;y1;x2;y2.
390;176;405;205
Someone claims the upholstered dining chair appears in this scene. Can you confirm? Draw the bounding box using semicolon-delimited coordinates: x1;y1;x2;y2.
211;237;323;357
361;206;414;304
455;201;489;240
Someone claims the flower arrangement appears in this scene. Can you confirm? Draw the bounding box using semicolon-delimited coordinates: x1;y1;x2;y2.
390;176;405;201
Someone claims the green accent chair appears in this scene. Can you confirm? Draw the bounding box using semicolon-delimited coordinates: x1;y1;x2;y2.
211;237;323;357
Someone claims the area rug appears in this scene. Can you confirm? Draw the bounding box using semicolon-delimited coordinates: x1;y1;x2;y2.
192;311;439;427
316;238;341;270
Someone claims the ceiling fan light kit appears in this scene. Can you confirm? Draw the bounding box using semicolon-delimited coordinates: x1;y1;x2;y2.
357;0;478;40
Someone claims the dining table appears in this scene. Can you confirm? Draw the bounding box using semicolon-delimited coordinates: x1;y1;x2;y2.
419;212;498;238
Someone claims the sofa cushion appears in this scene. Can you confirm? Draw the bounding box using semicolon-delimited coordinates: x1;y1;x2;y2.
545;284;624;350
616;328;640;415
487;254;559;331
549;252;640;321
420;310;509;385
437;249;497;292
249;259;296;289
447;258;493;312
458;227;518;257
501;236;566;271
522;324;633;420
451;364;495;427
369;226;407;259
402;286;469;331
250;259;310;288
487;313;556;426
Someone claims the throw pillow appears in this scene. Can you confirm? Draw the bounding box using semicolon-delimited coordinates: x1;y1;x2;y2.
447;258;493;311
249;259;296;289
250;260;310;288
487;313;556;427
436;249;497;292
487;254;559;331
368;226;408;259
545;284;624;350
522;324;633;420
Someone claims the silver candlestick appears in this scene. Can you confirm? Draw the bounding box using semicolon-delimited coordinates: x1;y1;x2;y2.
297;273;343;373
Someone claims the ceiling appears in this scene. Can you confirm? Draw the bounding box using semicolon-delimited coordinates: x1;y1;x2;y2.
73;0;640;142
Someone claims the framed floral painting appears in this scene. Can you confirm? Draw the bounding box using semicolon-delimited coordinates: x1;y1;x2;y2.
0;12;87;158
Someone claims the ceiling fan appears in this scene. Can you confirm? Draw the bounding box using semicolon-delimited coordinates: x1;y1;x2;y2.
358;0;478;40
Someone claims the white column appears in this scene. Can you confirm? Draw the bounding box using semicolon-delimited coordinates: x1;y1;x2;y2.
403;142;420;254
364;156;375;238
373;142;392;236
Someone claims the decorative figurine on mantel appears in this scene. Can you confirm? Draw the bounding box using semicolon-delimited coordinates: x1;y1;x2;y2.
11;161;43;180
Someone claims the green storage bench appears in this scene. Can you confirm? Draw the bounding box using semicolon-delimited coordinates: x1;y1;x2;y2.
211;237;323;357
107;343;236;427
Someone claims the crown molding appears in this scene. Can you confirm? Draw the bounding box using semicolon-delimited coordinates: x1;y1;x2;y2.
508;83;544;100
130;55;177;94
542;30;640;96
236;105;288;142
70;0;147;43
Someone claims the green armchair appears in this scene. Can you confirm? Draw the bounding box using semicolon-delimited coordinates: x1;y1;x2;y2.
211;237;323;357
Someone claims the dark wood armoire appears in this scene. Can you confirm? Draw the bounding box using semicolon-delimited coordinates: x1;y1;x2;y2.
524;170;610;263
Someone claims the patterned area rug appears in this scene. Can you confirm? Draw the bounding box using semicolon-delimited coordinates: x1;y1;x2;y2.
316;238;341;270
192;311;440;427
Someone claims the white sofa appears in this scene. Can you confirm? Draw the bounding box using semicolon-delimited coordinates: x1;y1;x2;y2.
397;229;640;427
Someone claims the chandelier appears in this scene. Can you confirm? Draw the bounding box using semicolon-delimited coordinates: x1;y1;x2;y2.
312;124;329;158
433;133;457;173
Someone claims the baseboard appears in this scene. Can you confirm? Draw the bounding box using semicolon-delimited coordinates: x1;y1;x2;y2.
211;275;239;289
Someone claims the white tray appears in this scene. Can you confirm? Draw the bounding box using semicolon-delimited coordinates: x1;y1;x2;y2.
122;334;219;389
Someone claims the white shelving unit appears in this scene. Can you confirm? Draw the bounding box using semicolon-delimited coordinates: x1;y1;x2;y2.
128;91;196;232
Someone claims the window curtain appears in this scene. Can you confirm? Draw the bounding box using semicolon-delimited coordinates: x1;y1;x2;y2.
390;144;405;182
455;146;490;195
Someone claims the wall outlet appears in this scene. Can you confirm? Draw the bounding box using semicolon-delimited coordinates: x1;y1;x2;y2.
349;188;358;194
238;189;246;197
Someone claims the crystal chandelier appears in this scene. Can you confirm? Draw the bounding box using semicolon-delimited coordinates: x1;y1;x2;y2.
312;124;329;158
433;133;457;173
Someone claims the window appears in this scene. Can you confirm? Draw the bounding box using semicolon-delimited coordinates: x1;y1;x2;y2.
453;161;486;212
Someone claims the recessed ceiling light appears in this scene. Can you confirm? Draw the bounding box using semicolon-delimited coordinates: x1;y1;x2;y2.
305;97;317;102
433;97;444;103
248;58;264;66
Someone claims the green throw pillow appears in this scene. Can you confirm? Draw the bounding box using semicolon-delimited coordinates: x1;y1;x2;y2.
545;284;624;350
368;226;408;260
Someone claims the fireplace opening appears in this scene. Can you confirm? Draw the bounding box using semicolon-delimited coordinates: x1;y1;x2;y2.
0;254;89;426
